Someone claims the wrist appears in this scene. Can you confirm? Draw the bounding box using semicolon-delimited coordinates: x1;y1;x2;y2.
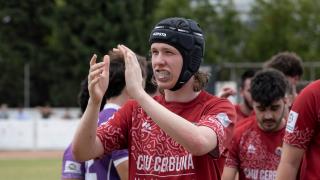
134;89;149;102
88;98;102;107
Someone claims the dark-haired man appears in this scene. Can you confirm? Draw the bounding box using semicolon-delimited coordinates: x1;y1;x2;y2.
222;69;289;180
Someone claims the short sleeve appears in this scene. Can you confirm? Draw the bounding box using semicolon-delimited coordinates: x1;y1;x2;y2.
284;81;320;149
111;149;129;167
224;135;240;168
97;101;135;154
197;99;236;158
61;144;85;179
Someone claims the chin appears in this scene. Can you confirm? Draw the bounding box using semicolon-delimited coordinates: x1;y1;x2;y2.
156;82;174;90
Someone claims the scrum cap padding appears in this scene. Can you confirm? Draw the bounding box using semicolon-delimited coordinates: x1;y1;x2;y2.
149;17;205;91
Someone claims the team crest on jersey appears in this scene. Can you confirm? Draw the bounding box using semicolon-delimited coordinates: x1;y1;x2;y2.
247;144;256;154
286;110;298;133
275;146;282;156
64;160;81;174
215;113;232;127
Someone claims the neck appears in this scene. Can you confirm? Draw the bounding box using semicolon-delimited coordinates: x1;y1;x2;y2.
107;92;129;107
164;78;200;102
239;103;252;116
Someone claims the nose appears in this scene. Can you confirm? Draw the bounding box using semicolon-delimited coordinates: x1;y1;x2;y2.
152;53;165;66
263;111;273;119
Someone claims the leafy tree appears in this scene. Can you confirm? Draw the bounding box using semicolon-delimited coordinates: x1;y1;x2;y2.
152;0;244;64
244;0;320;62
45;0;159;106
0;0;54;106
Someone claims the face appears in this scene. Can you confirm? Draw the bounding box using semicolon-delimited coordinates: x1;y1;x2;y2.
241;78;253;110
287;75;300;86
151;43;183;89
253;98;287;132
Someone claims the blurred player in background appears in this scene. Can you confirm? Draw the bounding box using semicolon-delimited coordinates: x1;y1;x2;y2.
61;50;146;180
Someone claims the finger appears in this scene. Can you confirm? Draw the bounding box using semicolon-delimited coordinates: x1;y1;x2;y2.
112;48;120;53
89;54;97;67
88;68;103;82
117;44;126;57
88;76;100;89
120;44;134;54
90;62;105;73
102;55;110;77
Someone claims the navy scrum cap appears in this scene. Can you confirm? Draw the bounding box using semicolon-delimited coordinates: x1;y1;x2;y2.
149;17;205;91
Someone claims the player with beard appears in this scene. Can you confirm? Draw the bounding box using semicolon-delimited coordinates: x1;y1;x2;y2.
71;17;236;179
217;69;256;123
234;69;256;123
222;69;289;180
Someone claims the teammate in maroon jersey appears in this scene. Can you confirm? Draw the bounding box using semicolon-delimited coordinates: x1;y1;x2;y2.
223;69;289;180
276;80;320;180
72;17;236;179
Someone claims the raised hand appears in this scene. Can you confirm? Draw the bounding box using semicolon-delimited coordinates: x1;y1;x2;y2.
88;54;110;104
117;44;145;99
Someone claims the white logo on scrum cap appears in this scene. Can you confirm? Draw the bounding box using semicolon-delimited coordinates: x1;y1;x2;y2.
153;32;166;37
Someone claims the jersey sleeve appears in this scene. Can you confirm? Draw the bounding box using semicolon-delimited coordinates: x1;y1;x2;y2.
97;101;134;155
111;149;129;167
61;144;85;179
197;99;236;158
284;81;320;149
224;125;244;168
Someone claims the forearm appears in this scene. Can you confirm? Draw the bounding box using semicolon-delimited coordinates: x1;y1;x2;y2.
72;98;101;161
136;91;217;155
222;167;238;180
276;162;299;180
276;143;304;180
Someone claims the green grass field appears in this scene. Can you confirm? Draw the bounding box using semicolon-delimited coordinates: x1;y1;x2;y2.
0;158;61;180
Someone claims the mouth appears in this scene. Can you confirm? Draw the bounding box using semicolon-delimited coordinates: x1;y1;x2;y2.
154;70;170;82
263;119;275;126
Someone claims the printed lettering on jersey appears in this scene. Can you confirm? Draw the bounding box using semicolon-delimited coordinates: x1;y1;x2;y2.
136;154;195;173
64;160;82;174
244;168;276;180
215;113;232;127
286;110;299;133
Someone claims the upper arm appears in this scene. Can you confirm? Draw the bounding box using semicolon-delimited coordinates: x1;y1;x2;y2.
114;159;129;180
222;167;238;180
93;136;105;157
276;143;305;180
196;126;218;155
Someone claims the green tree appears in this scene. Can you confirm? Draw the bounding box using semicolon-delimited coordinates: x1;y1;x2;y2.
45;0;159;106
152;0;244;64
0;0;54;106
244;0;320;62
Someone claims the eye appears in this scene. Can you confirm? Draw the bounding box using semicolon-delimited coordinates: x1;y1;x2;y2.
165;50;174;55
257;107;265;111
270;106;280;111
151;50;159;55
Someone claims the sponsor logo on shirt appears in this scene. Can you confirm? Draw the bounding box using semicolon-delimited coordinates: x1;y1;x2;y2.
216;113;232;127
286;110;299;133
64;160;82;174
142;121;152;133
247;144;256;154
